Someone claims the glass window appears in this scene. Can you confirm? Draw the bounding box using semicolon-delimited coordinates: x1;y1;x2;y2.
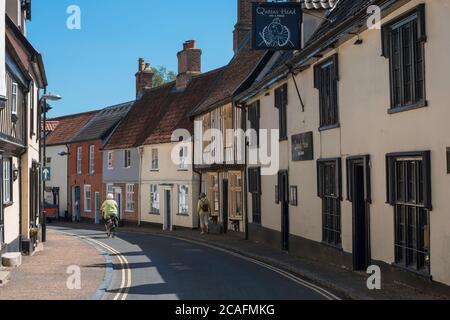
126;184;134;212
230;172;243;219
106;184;113;197
11;82;18;115
124;150;131;168
3;159;12;204
151;148;159;170
77;147;82;175
178;185;189;215
84;185;92;212
108;151;114;170
150;184;160;214
179;146;188;170
89;145;95;174
314;56;339;128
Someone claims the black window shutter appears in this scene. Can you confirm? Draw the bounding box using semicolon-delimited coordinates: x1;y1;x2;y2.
346;158;353;202
317;162;324;198
257;167;262;195
336;158;342;200
364;155;372;204
248;168;255;194
381;25;391;58
314;65;320;89
386;156;396;205
417;3;427;42
422;151;432;210
274;87;281;109
332;54;339;81
282;83;288;107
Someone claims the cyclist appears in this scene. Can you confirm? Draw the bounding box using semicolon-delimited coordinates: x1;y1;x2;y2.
101;193;119;238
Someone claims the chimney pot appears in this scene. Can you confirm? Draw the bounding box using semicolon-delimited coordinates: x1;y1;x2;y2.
176;40;202;91
136;58;154;98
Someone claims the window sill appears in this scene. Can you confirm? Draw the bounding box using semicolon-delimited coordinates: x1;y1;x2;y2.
319;123;340;132
391;263;432;280
178;169;189;172
125;210;135;214
3;202;13;208
149;212;160;216
388;100;428;114
150;169;159;172
177;213;189;216
279;137;288;142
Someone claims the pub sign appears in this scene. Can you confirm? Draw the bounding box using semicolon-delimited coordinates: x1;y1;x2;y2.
252;2;303;50
292;132;314;161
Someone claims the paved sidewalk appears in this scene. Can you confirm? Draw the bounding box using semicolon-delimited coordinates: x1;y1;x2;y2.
53;222;450;300
0;230;105;300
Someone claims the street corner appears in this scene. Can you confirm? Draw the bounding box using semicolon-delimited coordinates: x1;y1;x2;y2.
0;230;106;300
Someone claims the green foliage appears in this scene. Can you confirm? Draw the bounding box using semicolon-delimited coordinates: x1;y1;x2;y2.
152;66;176;87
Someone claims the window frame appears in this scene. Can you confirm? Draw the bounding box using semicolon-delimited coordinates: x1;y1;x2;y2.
84;185;92;212
125;184;135;212
178;146;188;171
106;184;113;198
317;158;342;248
382;4;427;114
124;150;131;169
150;184;160;215
248;100;260;147
178;185;189;215
11;82;18;115
248;167;262;224
314;54;340;130
107;151;114;170
3;158;12;206
151;148;159;171
76;146;82;175
274;84;288;141
89;145;95;175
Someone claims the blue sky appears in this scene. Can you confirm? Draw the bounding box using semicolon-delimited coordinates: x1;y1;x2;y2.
28;0;237;118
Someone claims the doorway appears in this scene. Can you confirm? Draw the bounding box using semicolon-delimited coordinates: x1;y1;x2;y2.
347;156;371;271
164;190;172;231
278;171;289;251
74;186;81;222
114;188;122;221
222;179;229;233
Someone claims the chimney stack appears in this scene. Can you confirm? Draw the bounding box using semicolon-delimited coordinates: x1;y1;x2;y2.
135;58;154;98
176;40;201;91
233;0;264;54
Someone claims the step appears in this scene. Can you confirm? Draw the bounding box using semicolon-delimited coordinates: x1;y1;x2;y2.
1;252;22;268
0;270;11;286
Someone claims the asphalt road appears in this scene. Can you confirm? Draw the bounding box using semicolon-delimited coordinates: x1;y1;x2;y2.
52;227;339;300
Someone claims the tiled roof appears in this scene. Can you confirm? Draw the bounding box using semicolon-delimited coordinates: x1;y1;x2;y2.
103;68;224;150
45;121;60;133
189;36;268;117
302;0;338;10
306;0;373;45
46;111;99;146
70;101;134;144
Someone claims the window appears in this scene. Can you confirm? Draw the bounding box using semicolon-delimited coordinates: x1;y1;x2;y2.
126;184;135;212
3;159;12;204
107;151;114;170
124;150;131;168
84;185;92;212
11;82;18;115
76;147;82;175
106;184;113;197
151;148;159;171
387;151;431;274
89;145;95;174
178;185;189;215
314;54;339;129
248;101;260;147
274;84;288;140
317;159;342;247
208;173;219;216
150;184;160;214
382;4;426;112
248;167;261;224
290;186;298;206
179;146;188;170
229;172;243;219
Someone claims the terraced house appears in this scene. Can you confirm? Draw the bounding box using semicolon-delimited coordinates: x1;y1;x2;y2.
68;102;132;223
1;0;47;256
236;0;450;287
104;42;223;230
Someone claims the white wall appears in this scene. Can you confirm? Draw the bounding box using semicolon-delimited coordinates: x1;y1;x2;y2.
46;145;69;216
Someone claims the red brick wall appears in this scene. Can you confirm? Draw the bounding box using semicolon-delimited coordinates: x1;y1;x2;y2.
68;140;104;221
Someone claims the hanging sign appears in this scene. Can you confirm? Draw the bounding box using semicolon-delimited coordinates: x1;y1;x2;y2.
252;2;303;50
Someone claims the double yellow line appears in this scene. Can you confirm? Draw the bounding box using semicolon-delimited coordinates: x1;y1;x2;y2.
79;235;132;301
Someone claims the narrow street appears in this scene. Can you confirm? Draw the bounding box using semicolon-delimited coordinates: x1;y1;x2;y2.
51;227;339;301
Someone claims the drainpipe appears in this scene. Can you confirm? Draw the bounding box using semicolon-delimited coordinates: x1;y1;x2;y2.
235;102;249;241
65;144;70;221
138;146;144;226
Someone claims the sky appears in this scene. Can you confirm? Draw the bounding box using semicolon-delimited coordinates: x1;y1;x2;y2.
28;0;237;118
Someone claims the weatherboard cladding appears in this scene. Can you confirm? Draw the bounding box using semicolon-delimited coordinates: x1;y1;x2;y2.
46;111;99;146
70;101;134;144
103;67;224;150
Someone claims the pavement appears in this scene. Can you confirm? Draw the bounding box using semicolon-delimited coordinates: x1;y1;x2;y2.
52;222;450;300
0;230;105;300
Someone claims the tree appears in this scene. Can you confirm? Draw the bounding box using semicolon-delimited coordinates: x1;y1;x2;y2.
152;66;176;87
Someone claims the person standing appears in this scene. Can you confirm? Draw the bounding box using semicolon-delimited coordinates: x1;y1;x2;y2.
197;193;211;235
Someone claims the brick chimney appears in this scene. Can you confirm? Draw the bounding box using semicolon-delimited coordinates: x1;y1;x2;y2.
176;40;201;91
135;58;154;98
233;0;264;54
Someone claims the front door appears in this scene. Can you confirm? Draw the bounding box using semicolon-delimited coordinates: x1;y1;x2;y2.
114;188;122;221
95;192;101;224
164;190;172;231
348;156;371;271
278;171;289;251
222;179;229;233
74;186;81;222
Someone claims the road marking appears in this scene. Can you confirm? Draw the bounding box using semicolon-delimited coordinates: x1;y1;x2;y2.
54;230;132;301
158;234;341;301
